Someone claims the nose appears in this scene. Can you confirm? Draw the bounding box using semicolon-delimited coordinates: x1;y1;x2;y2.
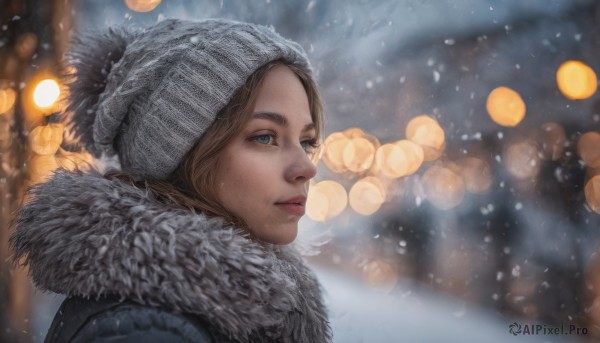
284;147;317;183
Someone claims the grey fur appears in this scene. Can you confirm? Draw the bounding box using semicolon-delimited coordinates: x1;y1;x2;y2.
63;28;139;157
10;170;331;342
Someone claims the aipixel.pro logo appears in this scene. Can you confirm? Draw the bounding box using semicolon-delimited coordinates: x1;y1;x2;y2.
508;322;588;337
509;322;522;336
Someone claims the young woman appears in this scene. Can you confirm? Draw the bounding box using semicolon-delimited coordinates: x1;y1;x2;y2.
10;18;332;342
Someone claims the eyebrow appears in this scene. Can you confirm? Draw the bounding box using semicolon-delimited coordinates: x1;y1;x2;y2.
253;112;315;132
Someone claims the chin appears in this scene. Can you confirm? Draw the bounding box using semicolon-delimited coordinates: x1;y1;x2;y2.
256;225;298;245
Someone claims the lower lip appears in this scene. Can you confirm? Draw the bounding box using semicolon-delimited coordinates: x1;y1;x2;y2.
275;203;305;216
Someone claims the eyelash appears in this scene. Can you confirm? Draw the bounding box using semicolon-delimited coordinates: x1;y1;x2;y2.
251;134;320;154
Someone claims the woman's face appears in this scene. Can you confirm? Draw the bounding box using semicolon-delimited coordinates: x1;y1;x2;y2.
214;65;317;244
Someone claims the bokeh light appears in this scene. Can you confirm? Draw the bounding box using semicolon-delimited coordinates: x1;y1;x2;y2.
577;132;600;169
486;86;526;127
556;60;597;100
124;0;161;12
322;128;380;174
375;140;424;178
459;157;494;194
29;123;64;156
28;154;59;185
0;87;17;114
15;33;38;60
394;140;424;176
343;137;376;173
405;115;445;161
306;180;348;221
421;165;465;210
585;175;600;215
322;132;350;173
349;176;386;216
33;79;60;109
504;139;541;180
538;122;566;161
362;260;399;292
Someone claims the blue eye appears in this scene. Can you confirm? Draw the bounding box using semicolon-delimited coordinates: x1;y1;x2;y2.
301;139;319;154
254;134;275;145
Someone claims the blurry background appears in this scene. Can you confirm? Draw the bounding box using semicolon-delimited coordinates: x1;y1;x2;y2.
1;0;600;342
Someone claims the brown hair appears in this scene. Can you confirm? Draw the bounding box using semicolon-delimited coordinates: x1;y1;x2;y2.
107;59;323;228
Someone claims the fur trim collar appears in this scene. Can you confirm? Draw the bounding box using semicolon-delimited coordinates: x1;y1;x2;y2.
11;170;331;342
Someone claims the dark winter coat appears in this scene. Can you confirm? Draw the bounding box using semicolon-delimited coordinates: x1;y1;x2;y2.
10;170;332;342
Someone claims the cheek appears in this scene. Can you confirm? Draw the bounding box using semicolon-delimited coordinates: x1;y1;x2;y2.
216;151;275;209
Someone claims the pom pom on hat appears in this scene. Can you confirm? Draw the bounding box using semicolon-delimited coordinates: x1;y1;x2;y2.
63;18;312;180
63;28;139;157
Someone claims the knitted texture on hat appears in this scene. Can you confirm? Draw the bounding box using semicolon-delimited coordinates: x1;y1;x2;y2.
65;18;311;179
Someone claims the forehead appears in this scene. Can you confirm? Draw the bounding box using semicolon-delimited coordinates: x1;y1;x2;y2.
252;65;312;124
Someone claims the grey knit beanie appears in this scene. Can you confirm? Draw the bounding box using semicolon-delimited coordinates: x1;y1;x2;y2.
64;18;312;179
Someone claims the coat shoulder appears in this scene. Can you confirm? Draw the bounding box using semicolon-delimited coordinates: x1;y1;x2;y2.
45;295;217;343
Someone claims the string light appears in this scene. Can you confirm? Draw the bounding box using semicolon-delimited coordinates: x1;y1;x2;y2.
124;0;161;12
556;60;597;100
405;115;445;161
486;86;526;127
33;79;60;109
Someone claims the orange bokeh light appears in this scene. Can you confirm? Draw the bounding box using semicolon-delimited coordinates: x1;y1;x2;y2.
557;60;597;100
486;86;526;127
322;132;350;173
322;128;379;174
29;123;64;156
362;260;399;292
306;180;347;221
577;132;600;169
585;175;600;215
504;139;540;180
28;154;59;185
33;79;60;110
349;176;386;216
343;137;376;173
421;165;465;210
16;33;38;60
459;157;494;194
124;0;161;12
0;87;16;114
405;115;445;161
375;140;424;178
